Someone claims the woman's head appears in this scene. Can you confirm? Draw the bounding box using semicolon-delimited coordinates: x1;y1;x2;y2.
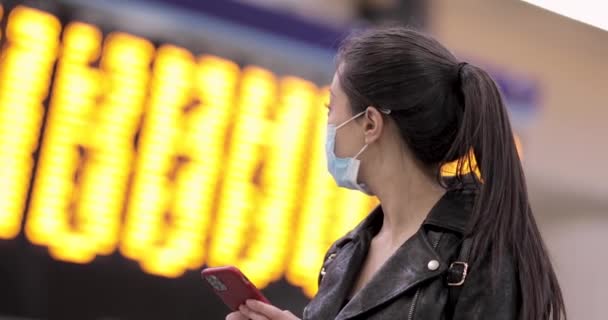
331;26;566;320
336;27;464;165
327;27;476;193
326;68;421;192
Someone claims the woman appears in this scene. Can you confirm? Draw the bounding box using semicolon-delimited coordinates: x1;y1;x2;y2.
227;26;566;320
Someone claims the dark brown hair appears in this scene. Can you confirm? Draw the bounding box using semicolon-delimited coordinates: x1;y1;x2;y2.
337;26;566;320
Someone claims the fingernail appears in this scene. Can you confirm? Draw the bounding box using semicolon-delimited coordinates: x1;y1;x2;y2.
246;299;256;307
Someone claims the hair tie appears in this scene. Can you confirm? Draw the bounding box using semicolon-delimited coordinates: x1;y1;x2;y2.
456;62;468;77
454;62;468;106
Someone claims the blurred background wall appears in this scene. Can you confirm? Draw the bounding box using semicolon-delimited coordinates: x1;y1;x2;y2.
0;0;605;319
429;1;608;318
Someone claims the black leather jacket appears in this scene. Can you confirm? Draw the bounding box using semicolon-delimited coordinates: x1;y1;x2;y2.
303;187;520;319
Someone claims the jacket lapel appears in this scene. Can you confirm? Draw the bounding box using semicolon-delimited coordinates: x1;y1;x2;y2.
305;237;369;319
305;208;384;319
336;229;447;320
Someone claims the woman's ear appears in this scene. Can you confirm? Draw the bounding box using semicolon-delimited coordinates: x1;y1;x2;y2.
362;106;386;144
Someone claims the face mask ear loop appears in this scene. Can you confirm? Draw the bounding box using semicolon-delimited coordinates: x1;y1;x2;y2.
353;144;368;160
336;111;366;130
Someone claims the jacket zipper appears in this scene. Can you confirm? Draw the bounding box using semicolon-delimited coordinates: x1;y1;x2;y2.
407;290;422;320
407;233;442;320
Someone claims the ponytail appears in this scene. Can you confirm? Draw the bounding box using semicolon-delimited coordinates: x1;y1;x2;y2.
446;63;566;320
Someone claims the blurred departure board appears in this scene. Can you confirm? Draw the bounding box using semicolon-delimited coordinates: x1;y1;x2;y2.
0;4;379;297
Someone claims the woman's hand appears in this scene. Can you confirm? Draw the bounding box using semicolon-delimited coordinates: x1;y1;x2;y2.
225;300;300;320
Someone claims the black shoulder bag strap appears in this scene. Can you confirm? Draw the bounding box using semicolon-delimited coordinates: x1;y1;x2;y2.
446;236;472;314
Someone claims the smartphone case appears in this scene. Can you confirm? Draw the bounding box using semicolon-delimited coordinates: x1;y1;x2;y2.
201;266;270;311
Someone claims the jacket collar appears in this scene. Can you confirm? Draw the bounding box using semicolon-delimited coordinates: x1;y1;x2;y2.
422;187;475;234
307;186;475;320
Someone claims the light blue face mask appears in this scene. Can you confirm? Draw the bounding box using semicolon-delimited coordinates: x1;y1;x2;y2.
325;108;392;195
325;111;372;195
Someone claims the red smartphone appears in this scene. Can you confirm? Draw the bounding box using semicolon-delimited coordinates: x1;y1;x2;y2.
201;266;270;311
